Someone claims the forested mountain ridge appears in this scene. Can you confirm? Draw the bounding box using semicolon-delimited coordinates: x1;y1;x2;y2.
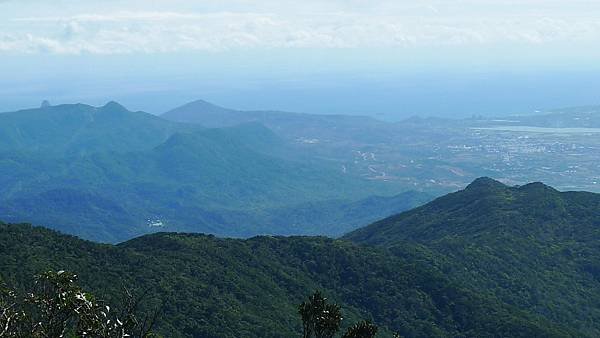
0;222;575;337
346;177;600;335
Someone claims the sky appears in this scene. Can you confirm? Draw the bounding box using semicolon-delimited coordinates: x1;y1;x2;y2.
1;0;600;119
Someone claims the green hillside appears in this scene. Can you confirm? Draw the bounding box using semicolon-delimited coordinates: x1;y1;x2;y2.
346;177;600;335
0;222;573;337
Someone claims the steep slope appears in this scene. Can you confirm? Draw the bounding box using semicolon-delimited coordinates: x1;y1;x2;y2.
0;222;575;337
346;177;600;335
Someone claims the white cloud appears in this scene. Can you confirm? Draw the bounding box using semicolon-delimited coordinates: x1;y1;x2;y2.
1;1;600;54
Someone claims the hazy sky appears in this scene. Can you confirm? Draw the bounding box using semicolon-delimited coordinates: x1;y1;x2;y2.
1;0;600;118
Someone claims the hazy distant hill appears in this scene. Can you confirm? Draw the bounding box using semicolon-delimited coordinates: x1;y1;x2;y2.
162;99;380;128
0;102;423;242
399;105;600;129
161;99;396;144
0;102;189;155
0;222;572;337
346;177;600;335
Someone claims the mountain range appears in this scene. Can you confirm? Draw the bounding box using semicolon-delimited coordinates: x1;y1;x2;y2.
3;177;600;336
162;99;389;140
0;101;426;242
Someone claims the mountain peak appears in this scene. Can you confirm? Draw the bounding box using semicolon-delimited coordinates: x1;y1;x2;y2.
182;99;234;113
189;99;220;106
344;177;590;249
161;99;239;125
101;101;128;112
40;100;51;108
518;181;557;194
465;177;507;191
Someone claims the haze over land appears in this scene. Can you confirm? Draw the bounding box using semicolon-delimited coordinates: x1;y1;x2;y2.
1;98;599;243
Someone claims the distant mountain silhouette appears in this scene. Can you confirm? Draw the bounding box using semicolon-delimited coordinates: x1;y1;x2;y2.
161;99;395;145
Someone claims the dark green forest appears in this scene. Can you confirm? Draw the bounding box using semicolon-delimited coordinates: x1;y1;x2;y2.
346;177;600;336
0;221;573;337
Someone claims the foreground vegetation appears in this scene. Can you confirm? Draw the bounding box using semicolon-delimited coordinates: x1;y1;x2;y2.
0;271;157;337
2;272;380;338
0;222;570;337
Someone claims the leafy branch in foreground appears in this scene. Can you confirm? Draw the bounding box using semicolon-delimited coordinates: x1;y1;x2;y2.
341;320;378;338
299;291;377;338
0;271;159;337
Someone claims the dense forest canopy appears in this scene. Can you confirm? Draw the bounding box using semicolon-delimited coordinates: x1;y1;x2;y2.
0;221;575;337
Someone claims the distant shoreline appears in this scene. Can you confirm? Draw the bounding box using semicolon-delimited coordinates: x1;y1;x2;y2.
472;126;600;134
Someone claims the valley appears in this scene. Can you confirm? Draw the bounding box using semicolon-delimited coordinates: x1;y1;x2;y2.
2;100;600;242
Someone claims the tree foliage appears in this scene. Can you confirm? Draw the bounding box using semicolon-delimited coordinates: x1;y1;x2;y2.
0;270;157;337
342;320;378;338
299;291;343;338
298;291;377;338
